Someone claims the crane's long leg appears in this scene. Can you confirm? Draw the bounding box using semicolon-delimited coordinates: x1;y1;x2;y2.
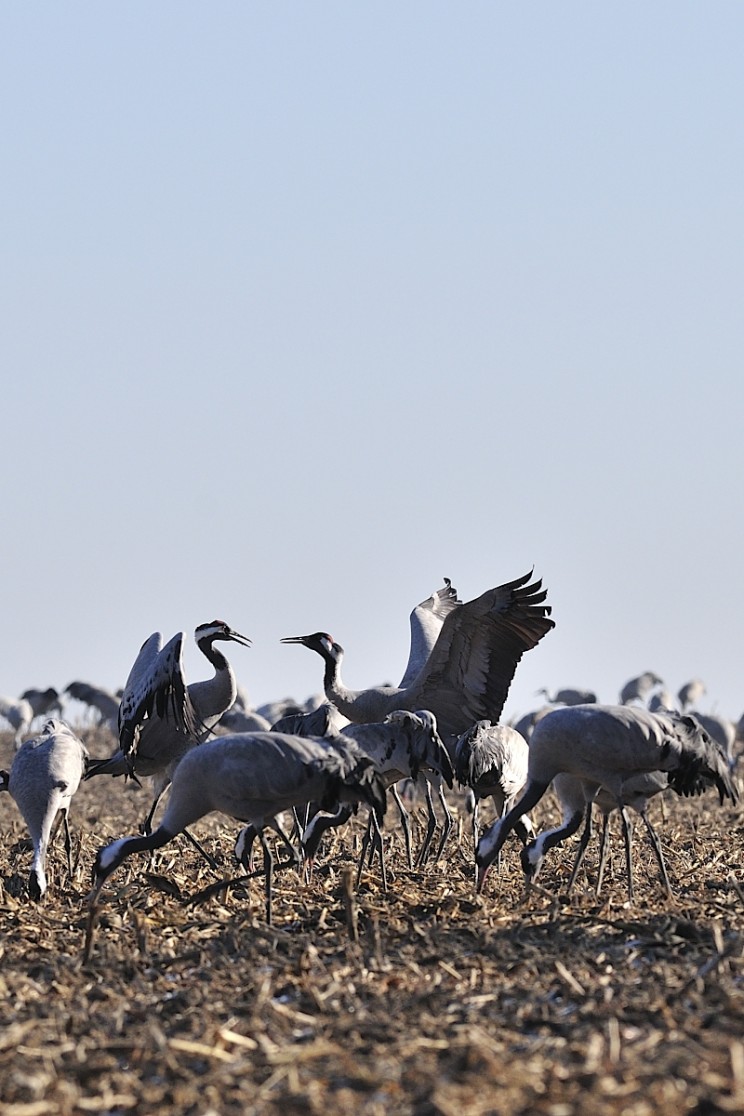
268;818;301;869
434;783;453;861
639;810;672;896
595;813;612;895
61;811;74;875
181;828;218;870
391;784;413;869
259;829;274;926
567;805;594;894
358;810;387;892
415;782;438;867
619;807;635;902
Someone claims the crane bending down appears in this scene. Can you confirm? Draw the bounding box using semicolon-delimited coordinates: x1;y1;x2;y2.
89;731;387;926
1;719;88;899
521;769;672;899
475;704;737;897
299;709;455;881
454;720;534;857
281;571;554;747
85;620;251;834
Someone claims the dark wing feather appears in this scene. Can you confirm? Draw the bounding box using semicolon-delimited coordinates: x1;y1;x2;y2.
118;631;200;758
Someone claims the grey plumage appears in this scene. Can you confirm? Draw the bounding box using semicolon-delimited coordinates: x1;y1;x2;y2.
281;570;554;745
398;578;462;688
308;709;456;873
476;704;737;898
454;721;533;853
91;731;387;924
1;718;88;899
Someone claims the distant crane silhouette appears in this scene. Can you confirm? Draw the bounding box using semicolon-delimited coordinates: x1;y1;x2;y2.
475;704;737;898
281;571;554;746
677;678;706;711
1;718;88;899
537;687;597;706
619;672;664;705
0;696;34;746
64;681;121;728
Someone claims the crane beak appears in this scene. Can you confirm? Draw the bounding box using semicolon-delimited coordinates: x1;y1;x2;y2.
280;635;309;646
226;628;252;648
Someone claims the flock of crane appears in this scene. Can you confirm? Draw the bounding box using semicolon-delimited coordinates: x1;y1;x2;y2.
0;571;740;941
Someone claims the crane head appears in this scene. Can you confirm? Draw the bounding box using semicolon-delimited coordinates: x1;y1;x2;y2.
280;632;344;660
195;621;252;648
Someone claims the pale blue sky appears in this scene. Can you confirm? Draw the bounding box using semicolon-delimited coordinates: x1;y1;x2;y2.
2;4;743;724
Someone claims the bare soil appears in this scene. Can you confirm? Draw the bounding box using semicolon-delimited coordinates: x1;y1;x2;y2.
1;726;743;1115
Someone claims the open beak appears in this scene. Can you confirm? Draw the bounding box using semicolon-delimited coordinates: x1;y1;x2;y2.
227;628;252;648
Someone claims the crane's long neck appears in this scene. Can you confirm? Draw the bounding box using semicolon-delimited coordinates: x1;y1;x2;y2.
189;638;238;728
319;650;364;721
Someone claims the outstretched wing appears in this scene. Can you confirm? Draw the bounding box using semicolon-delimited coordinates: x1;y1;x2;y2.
405;571;555;738
399;578;463;688
118;631;199;758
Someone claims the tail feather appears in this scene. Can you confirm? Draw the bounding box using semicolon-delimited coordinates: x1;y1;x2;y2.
667;715;738;805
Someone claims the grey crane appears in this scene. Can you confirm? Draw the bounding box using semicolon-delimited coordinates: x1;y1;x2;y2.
475;704;737;897
520;769;672;899
0;718;88;899
281;571;554;747
301;710;455;880
454;721;533;859
64;681;121;729
677;678;707;711
85;619;251;836
89;731;387;925
20;687;62;723
537;687;597;706
0;696;34;746
619;672;664;705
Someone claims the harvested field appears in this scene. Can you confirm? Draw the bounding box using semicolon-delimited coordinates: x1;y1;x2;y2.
2;726;744;1115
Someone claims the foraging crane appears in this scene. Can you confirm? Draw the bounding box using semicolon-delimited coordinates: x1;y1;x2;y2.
89;731;387;925
521;769;672;899
619;672;664;705
301;710;455;878
86;620;251;834
475;704;737;896
0;718;88;899
677;678;706;711
281;571;554;747
537;687;597;706
0;696;34;746
454;721;533;855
